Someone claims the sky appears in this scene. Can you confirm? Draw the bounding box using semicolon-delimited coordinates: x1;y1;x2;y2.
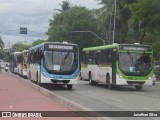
0;0;101;48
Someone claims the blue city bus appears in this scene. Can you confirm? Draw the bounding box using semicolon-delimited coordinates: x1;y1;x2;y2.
27;42;80;90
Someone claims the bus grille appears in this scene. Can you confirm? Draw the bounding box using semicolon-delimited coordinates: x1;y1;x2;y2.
51;79;70;84
127;81;145;85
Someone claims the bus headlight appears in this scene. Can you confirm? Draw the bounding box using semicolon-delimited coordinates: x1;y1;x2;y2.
148;76;154;80
118;74;123;78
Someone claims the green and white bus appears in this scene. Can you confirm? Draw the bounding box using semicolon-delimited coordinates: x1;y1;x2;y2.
81;43;154;90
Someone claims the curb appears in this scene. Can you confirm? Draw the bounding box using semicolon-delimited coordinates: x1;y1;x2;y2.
11;73;111;120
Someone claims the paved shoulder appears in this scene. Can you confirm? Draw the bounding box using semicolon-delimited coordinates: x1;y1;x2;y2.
0;72;87;120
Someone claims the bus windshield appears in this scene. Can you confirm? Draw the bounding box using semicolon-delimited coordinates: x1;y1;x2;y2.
44;50;78;74
119;52;152;76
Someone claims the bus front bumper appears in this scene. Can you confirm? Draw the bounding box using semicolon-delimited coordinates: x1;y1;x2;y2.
41;73;79;84
116;74;153;86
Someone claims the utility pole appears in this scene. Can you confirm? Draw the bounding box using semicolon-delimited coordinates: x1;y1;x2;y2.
112;0;116;44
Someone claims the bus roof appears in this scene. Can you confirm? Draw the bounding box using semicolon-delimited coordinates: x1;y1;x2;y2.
83;43;119;51
29;42;78;51
83;43;151;52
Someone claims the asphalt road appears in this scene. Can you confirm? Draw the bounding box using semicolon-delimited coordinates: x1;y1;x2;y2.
42;79;160;120
3;70;159;120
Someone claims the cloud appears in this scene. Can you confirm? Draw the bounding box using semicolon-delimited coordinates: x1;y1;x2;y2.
0;0;100;45
0;2;13;13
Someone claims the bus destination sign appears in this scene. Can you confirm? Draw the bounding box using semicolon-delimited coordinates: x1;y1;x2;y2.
120;45;151;52
48;45;73;50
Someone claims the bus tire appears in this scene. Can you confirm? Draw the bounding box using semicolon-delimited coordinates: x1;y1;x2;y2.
135;85;142;91
67;85;72;90
89;72;94;85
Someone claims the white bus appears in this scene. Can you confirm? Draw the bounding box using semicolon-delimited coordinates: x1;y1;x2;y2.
17;50;29;77
9;52;21;74
81;43;154;90
27;42;80;90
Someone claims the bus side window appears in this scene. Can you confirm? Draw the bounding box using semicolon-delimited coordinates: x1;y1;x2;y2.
36;49;41;64
31;52;34;63
101;50;107;64
86;53;89;64
82;52;88;64
100;49;112;64
107;49;113;63
95;52;100;64
88;51;95;64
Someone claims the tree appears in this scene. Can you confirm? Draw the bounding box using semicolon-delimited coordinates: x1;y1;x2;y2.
0;36;4;49
54;0;72;13
47;5;101;53
11;42;31;52
0;36;4;60
128;0;160;43
49;0;72;26
32;40;46;47
96;0;132;44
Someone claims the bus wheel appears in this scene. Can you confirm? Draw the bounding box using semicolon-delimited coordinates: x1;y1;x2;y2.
67;85;72;90
135;85;142;91
89;73;94;85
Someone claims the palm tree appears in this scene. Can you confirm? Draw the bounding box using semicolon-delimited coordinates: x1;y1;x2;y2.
48;0;72;41
54;0;72;25
128;0;157;44
96;0;132;43
54;0;72;13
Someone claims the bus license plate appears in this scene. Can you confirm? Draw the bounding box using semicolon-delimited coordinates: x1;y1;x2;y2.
57;81;64;84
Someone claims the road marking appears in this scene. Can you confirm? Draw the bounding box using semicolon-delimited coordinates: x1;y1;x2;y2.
87;91;97;94
134;92;145;95
144;107;155;111
108;97;121;102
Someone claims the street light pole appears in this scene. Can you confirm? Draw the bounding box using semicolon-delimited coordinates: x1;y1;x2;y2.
113;0;116;44
71;31;106;45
